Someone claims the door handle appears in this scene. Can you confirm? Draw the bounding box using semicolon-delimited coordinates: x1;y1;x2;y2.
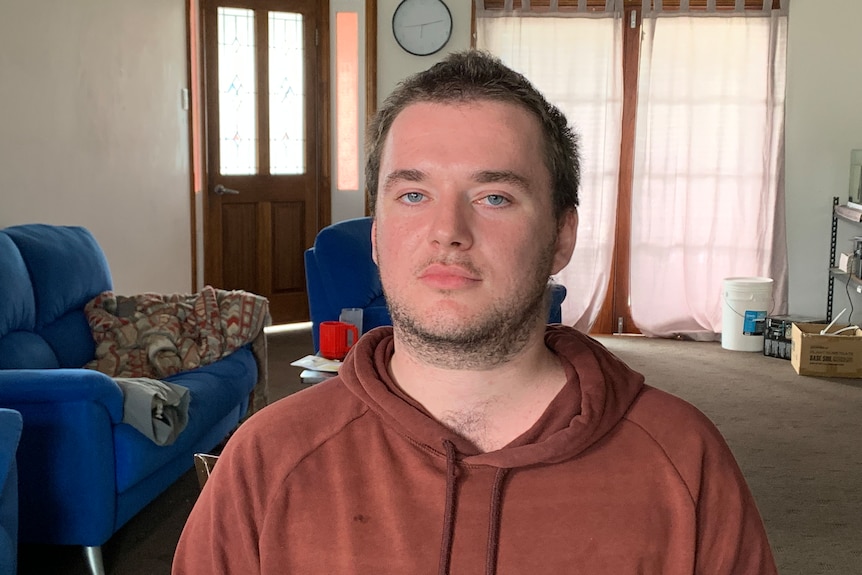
214;184;240;195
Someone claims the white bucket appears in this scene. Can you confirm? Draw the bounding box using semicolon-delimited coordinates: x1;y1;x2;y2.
721;277;774;352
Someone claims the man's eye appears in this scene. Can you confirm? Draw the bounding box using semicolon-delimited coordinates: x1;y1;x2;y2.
483;194;509;207
401;192;425;204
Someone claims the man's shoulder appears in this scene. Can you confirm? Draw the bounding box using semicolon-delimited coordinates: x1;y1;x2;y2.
624;385;723;444
230;377;369;462
622;385;743;497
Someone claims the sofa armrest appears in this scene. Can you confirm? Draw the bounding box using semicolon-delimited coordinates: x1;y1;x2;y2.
0;369;124;424
0;369;125;545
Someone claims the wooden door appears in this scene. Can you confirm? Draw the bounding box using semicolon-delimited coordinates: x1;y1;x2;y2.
201;0;329;324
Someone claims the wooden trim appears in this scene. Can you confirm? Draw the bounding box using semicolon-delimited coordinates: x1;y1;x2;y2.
202;0;221;287
187;0;198;291
318;3;332;231
258;202;273;294
365;0;377;216
365;0;377;122
255;12;270;173
480;0;782;10
592;4;640;335
612;3;640;336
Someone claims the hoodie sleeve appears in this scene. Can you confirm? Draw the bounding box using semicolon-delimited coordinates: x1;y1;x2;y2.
172;420;269;574
629;387;779;575
690;424;779;575
172;378;368;575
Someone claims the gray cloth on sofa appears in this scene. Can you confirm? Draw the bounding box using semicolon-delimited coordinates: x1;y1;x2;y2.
115;378;190;446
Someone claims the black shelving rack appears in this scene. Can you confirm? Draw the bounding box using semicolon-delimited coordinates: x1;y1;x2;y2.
828;196;839;322
826;195;862;322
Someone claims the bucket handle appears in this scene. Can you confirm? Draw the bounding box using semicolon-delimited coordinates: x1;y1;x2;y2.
722;293;775;319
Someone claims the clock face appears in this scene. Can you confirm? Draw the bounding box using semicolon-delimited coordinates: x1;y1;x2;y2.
392;0;453;57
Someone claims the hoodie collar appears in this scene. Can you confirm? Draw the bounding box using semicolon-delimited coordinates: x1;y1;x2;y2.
339;325;645;469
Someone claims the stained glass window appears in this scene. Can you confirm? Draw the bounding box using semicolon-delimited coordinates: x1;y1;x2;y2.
217;7;257;175
269;12;305;175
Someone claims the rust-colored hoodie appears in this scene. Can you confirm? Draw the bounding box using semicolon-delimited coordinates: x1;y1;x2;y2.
173;325;777;574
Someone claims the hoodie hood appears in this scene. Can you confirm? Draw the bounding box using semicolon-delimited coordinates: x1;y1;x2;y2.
338;324;645;469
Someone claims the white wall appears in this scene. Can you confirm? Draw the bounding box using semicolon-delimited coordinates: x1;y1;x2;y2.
376;0;474;108
785;0;862;318
0;0;192;295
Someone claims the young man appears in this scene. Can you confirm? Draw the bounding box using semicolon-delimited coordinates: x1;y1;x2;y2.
173;50;777;574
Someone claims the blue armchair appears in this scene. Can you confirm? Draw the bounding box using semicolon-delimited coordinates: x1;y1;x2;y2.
304;217;567;351
0;224;258;575
0;408;22;575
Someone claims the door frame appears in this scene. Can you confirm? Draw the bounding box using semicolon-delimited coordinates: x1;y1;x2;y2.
186;0;378;295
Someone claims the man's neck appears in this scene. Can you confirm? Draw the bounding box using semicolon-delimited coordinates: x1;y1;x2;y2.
388;328;567;452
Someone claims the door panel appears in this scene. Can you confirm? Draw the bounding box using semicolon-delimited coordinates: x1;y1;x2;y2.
201;0;329;324
221;203;259;289
272;202;306;290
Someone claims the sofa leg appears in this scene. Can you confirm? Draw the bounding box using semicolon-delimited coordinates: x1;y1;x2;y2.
83;545;105;575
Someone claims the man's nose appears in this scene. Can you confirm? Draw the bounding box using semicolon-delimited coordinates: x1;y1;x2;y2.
428;196;474;250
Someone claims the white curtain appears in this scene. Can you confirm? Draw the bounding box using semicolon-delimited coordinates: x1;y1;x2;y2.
630;2;789;339
476;5;624;330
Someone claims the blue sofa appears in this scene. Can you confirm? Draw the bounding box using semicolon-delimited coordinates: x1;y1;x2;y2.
0;408;22;575
304;217;394;351
305;216;567;351
0;224;258;574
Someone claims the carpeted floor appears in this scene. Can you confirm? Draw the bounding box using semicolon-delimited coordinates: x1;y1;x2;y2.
593;335;862;575
18;328;862;574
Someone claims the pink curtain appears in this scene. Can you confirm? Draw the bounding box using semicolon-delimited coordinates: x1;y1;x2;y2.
476;3;624;330
475;0;789;338
630;2;789;339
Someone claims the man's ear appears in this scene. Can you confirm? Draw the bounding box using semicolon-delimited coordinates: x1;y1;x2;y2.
370;218;379;265
551;209;578;275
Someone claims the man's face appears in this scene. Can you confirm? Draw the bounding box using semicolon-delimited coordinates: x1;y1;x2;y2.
372;100;577;366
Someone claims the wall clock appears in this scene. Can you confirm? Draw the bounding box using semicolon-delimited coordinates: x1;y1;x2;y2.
392;0;453;57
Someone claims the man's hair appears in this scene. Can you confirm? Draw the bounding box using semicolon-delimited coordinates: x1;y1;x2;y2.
365;49;580;222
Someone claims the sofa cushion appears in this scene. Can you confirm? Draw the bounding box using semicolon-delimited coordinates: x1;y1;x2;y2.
39;312;100;369
0;233;59;368
0;333;60;370
3;225;112;368
0;234;36;339
363;302;392;334
313;217;383;310
112;346;257;492
4;224;112;329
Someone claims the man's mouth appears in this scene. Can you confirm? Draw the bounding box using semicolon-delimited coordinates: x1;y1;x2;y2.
417;263;481;290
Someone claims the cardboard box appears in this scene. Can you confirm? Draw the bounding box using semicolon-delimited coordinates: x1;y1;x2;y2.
790;322;862;377
763;315;825;359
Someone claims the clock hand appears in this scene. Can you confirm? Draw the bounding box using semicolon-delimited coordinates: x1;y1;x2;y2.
402;19;444;29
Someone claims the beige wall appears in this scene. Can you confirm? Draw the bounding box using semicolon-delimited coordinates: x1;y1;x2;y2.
376;0;473;108
785;0;862;317
0;0;192;295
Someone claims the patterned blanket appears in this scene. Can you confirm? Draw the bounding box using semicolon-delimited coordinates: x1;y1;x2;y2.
85;286;270;414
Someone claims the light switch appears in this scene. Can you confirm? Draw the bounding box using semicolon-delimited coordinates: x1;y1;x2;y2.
181;88;189;111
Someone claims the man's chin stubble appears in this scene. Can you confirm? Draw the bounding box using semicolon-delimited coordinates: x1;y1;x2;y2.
389;293;547;370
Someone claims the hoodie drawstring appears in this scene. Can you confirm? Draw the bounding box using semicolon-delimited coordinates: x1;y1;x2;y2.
438;440;510;575
438;440;459;575
485;467;509;575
